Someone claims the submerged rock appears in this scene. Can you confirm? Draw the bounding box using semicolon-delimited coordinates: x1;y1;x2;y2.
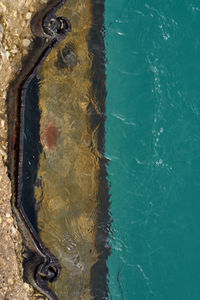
55;43;77;71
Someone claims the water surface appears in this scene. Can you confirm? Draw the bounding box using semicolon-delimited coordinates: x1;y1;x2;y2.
105;1;200;299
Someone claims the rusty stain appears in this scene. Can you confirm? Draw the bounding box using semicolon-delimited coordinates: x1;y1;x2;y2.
42;122;60;149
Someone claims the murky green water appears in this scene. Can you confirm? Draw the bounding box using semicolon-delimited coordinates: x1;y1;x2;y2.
23;1;107;299
105;1;200;299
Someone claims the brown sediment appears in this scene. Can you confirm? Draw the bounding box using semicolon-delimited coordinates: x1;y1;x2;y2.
36;1;98;297
41;121;60;149
33;0;110;299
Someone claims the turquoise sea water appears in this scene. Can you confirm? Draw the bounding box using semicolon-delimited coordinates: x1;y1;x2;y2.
105;1;200;299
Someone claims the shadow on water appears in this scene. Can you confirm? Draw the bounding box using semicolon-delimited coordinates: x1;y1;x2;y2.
89;1;111;299
22;75;42;233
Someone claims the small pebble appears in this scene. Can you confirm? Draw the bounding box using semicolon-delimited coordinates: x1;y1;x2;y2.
6;213;11;218
22;39;31;48
29;6;35;12
8;278;13;285
25;12;32;20
12;10;17;18
10;47;18;54
11;226;16;235
7;217;12;224
23;282;30;291
0;217;2;224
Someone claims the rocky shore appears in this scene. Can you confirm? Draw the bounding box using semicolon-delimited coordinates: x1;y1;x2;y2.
0;0;48;299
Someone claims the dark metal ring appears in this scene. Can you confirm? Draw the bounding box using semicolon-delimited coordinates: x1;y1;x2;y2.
43;16;71;39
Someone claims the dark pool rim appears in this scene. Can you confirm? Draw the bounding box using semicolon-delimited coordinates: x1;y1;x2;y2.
89;1;112;299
